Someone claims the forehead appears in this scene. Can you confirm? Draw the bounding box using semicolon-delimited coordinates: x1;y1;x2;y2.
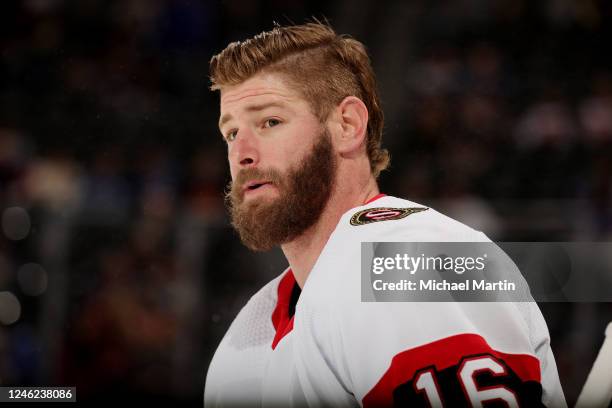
219;73;308;117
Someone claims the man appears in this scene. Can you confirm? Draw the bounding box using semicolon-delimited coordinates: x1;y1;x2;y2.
204;22;566;407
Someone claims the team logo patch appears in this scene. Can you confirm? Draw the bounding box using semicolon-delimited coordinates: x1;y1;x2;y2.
350;207;428;226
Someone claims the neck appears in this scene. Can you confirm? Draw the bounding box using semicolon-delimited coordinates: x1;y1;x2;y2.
282;174;380;288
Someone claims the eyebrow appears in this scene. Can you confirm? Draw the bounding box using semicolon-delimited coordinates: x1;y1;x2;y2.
218;101;288;130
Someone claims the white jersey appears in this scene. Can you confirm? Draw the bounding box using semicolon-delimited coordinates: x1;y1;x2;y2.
204;195;567;407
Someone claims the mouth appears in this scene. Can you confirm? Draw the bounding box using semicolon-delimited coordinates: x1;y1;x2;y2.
243;180;272;194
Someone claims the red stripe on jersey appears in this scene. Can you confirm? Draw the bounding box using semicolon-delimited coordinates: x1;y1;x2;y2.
270;194;386;349
364;193;387;204
362;333;541;407
271;270;296;350
269;193;385;350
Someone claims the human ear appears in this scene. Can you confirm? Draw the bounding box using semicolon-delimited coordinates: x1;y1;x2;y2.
331;96;368;154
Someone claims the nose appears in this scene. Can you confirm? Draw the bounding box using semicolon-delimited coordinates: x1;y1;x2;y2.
229;129;259;169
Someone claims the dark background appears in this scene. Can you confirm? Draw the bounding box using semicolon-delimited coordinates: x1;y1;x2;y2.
0;0;611;405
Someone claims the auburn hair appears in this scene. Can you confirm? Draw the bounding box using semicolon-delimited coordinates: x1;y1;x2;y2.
209;22;390;178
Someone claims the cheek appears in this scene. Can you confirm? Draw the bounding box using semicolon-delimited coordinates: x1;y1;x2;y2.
227;155;238;181
271;148;299;174
288;132;318;161
281;127;314;155
259;139;289;165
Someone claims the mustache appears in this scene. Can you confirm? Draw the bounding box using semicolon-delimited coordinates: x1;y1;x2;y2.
225;167;284;203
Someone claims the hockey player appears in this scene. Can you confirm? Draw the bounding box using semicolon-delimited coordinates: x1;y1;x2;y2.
205;22;566;407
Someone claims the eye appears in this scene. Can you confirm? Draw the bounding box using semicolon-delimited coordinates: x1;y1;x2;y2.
263;118;281;128
225;129;238;142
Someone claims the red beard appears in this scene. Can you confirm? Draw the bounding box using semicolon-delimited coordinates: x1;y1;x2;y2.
226;128;336;251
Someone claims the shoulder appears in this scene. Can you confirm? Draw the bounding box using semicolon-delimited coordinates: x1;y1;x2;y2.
218;270;288;347
205;271;290;405
298;195;490;308
335;195;490;243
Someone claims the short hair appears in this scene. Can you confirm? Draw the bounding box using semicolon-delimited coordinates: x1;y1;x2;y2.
209;22;390;178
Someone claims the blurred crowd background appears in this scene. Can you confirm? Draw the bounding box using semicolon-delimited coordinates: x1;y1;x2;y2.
0;0;611;405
